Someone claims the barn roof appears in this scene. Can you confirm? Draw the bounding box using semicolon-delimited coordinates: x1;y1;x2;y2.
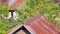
7;14;60;34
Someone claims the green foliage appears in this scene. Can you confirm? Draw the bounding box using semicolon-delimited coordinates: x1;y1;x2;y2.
0;18;7;34
0;0;60;34
0;2;8;16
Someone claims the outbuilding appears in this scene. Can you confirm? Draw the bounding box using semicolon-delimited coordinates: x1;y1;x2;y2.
7;14;60;34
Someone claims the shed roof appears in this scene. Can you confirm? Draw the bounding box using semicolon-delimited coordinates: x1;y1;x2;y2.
7;14;60;34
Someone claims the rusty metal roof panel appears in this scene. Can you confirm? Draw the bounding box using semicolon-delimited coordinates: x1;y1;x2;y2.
24;14;60;34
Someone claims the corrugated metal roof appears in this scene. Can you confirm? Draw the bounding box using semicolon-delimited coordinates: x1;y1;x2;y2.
24;14;60;34
7;14;60;34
